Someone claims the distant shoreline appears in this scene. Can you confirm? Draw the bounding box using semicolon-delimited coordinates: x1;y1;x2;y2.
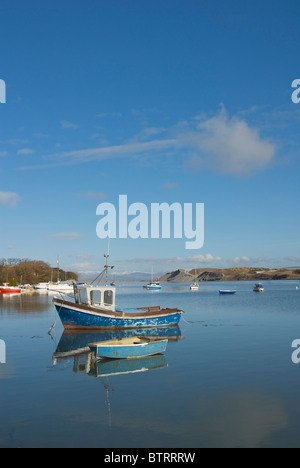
158;267;300;283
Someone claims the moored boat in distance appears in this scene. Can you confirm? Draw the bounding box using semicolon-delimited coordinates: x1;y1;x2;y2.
219;290;237;295
47;281;74;293
144;267;162;290
89;337;168;360
34;282;50;291
143;281;162;290
0;283;21;295
190;268;199;291
253;282;264;292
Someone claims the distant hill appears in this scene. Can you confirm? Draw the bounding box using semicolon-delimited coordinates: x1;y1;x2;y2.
0;258;78;286
110;272;154;282
159;267;300;282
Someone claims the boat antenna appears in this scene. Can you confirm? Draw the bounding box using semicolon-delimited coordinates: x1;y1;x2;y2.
90;240;114;285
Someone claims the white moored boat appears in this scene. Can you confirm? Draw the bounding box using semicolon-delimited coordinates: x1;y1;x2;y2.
47;282;74;293
144;281;162;290
34;282;50;291
190;268;199;291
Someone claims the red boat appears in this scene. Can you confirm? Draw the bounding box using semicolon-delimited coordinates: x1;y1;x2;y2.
0;283;21;294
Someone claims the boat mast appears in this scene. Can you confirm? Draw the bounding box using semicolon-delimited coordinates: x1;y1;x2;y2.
57;256;60;282
90;240;114;285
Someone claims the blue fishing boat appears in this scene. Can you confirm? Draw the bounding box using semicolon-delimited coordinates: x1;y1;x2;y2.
53;253;182;330
219;290;237;295
89;337;168;360
54;288;182;330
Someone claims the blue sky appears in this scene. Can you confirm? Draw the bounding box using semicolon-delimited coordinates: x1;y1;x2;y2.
0;0;300;278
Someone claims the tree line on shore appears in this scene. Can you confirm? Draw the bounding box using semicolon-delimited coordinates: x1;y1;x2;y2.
0;258;78;286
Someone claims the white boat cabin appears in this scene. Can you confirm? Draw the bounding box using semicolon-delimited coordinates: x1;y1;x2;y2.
74;284;116;311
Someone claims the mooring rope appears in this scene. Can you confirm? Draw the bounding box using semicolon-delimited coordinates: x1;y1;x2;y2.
48;291;71;335
181;315;206;326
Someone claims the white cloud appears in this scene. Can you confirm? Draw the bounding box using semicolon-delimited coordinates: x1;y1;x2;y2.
187;253;223;264
284;256;300;264
233;256;251;264
125;256;183;264
0;191;20;207
65;262;100;277
76;253;93;260
188;107;276;175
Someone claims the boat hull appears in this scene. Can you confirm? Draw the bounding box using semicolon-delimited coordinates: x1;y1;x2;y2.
89;338;168;360
0;287;21;294
54;298;183;330
219;290;236;295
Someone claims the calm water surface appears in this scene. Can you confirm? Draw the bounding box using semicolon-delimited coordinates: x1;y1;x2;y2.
1;281;300;448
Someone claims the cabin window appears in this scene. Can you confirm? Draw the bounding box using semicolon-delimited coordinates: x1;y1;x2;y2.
104;290;113;306
79;288;88;305
90;290;101;306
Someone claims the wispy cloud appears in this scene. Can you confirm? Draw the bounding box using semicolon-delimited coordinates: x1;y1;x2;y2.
48;232;82;239
160;181;181;190
58;138;180;163
19;107;277;176
34;132;51;139
0;191;20;207
60;120;78;130
96;112;122;119
80;191;107;200
17;148;35;155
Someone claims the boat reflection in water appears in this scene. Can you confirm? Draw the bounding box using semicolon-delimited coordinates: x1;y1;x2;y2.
52;326;182;428
52;325;182;376
91;353;167;377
